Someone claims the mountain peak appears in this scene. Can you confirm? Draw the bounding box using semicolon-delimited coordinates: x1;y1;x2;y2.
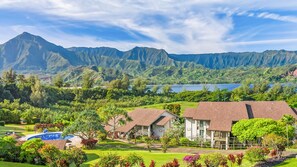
16;32;42;41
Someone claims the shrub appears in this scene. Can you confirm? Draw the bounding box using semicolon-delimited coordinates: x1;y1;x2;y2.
0;136;20;162
98;131;107;141
81;139;98;149
161;159;180;167
262;134;286;158
20;138;45;164
149;160;156;167
227;154;236;166
169;138;179;147
25;126;34;132
245;146;269;162
270;149;277;158
97;153;121;167
55;151;72;167
0;121;5;126
38;144;61;166
160;135;170;153
179;137;190;146
120;153;143;167
203;153;228;167
236;153;244;166
183;154;201;167
68;147;88;167
142;136;153;152
140;160;156;167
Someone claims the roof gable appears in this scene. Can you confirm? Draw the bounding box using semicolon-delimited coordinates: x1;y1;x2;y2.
115;109;170;133
184;101;297;132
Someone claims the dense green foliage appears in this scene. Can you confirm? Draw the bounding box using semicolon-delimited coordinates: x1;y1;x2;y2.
245;146;270;163
2;32;297;85
232;117;295;143
98;104;131;140
63;110;104;140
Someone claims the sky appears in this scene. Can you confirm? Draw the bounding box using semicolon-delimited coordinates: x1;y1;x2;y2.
1;0;297;54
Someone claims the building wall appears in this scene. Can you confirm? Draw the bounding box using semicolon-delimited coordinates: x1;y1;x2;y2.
152;125;165;137
185;118;197;140
151;111;176;138
185;119;211;140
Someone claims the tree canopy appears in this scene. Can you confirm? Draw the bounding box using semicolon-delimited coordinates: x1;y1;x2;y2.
63;110;104;140
231;118;294;142
98;104;131;140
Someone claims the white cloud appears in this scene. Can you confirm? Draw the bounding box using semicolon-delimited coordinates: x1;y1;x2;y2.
0;0;297;53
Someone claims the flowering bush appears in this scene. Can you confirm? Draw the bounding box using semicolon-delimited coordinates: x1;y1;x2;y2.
183;154;201;167
227;154;236;166
38;144;60;166
140;160;155;167
245;146;269;162
81;139;98;149
96;153;121;167
203;153;228;167
161;159;180;167
120;153;144;167
236;153;244;166
227;153;244;167
68;147;88;167
34;123;64;131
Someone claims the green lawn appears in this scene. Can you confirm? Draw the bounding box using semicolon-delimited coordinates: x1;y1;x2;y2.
275;158;297;167
0;161;44;167
124;101;198;114
79;140;255;167
0;124;35;137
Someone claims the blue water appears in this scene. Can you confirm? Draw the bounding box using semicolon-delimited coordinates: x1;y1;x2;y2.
27;132;74;140
147;84;241;93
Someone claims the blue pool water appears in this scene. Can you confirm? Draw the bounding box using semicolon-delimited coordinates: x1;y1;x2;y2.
27;132;74;140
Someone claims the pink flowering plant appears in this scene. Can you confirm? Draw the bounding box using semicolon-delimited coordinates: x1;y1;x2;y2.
183;154;202;167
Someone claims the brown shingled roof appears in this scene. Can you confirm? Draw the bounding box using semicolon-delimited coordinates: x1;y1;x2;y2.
184;101;297;132
116;109;167;133
44;140;67;150
156;116;174;126
244;101;297;120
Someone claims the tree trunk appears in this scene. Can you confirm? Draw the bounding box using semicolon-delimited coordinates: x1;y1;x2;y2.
112;119;116;140
286;125;289;146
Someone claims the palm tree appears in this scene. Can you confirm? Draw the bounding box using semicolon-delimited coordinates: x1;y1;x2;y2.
281;115;296;146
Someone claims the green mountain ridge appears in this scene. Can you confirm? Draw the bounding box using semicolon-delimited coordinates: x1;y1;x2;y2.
2;32;297;73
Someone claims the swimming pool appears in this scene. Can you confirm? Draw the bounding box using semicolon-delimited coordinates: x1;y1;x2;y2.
26;132;74;140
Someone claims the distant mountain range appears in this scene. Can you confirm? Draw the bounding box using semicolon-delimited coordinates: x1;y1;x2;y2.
1;32;297;74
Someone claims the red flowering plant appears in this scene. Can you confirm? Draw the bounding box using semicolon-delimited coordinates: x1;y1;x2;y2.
227;154;236;167
162;159;180;167
183;154;202;167
236;153;244;166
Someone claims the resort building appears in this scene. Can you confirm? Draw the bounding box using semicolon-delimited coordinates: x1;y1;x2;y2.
106;109;177;139
183;101;297;149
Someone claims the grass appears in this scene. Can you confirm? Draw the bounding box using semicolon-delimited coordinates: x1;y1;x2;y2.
0;161;44;167
124;101;198;114
79;140;188;166
0;124;35;137
79;140;256;167
82;150;187;167
275;158;297;167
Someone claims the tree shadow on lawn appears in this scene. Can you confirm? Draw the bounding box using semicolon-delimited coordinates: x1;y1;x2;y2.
80;153;100;167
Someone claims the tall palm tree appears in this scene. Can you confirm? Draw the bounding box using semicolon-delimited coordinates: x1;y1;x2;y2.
281;115;296;146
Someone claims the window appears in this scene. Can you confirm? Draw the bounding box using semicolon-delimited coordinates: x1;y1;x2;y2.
199;130;204;138
200;121;204;128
